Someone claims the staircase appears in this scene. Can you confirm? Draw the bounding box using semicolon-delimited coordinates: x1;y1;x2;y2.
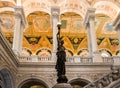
84;66;120;88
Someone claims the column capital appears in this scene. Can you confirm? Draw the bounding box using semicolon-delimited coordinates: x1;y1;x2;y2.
51;6;60;17
83;8;96;28
14;6;27;29
51;6;60;28
112;11;120;31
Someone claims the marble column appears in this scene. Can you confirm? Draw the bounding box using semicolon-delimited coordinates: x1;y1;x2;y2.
84;8;102;62
86;23;92;56
17;0;21;6
12;6;26;55
83;8;97;56
112;11;120;66
51;6;60;60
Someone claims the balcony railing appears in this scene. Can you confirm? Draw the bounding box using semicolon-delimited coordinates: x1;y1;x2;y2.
19;55;52;62
66;56;93;63
102;56;120;65
19;55;120;64
102;56;114;63
19;55;93;63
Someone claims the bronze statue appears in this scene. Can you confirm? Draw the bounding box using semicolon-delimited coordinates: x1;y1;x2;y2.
55;40;66;76
55;22;68;83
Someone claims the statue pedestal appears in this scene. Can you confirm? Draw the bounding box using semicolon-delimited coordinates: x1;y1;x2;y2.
53;83;72;88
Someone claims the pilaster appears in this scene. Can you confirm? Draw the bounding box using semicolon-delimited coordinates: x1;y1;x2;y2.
51;6;60;60
112;12;120;66
14;6;27;29
83;8;96;29
17;0;21;6
83;8;102;62
12;6;27;56
113;11;120;47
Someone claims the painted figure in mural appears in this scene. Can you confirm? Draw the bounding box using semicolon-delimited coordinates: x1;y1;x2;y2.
55;40;66;77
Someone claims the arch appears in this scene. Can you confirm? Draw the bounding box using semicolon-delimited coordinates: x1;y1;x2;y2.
23;0;51;17
0;7;14;13
22;48;32;56
60;0;90;19
93;1;119;19
25;8;50;17
0;0;16;5
60;9;84;19
0;68;14;88
116;50;120;56
0;73;5;88
18;78;50;88
36;48;51;56
99;48;112;57
66;49;73;56
69;78;90;87
77;49;89;57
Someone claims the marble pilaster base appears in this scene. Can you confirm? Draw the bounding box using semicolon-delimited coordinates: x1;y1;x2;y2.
93;51;102;63
53;83;72;88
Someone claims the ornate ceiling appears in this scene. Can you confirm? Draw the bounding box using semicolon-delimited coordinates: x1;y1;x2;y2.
0;0;120;56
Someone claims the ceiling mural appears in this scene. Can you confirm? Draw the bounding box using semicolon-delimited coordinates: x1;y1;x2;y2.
68;37;84;50
60;12;85;34
25;11;52;33
0;12;14;33
102;20;116;34
22;11;52;54
95;15;117;37
0;0;120;56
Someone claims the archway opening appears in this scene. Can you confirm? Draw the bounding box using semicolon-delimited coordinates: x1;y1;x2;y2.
0;68;14;88
20;79;48;88
69;78;90;88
